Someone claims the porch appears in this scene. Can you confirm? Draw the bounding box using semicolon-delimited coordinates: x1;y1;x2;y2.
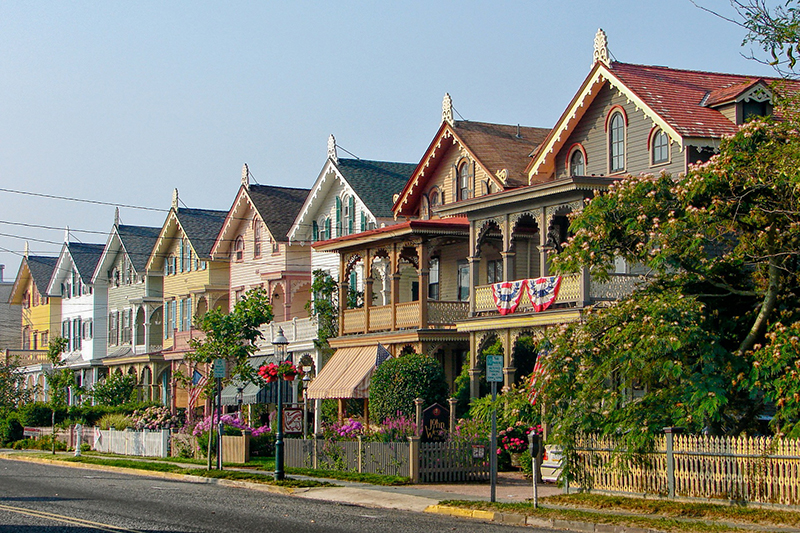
342;300;469;334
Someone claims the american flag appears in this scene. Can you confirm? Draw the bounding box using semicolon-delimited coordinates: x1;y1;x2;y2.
188;369;208;411
376;343;392;367
527;352;546;406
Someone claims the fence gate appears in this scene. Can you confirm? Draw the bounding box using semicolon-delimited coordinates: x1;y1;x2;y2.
419;441;489;483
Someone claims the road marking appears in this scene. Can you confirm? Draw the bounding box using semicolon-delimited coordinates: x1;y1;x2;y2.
0;502;144;532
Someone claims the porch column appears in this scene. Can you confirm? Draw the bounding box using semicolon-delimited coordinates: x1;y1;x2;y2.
283;280;292;322
469;332;481;399
338;254;347;336
468;256;480;315
390;243;399;331
363;248;372;334
502;214;514;282
503;329;515;388
417;242;429;329
539;207;549;277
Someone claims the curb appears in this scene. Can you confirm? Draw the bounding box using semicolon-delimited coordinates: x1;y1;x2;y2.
424;505;664;533
0;453;295;496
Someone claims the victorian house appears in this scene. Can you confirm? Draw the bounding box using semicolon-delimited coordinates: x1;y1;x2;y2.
307;95;550;414
145;190;228;413
92;209;165;403
210;165;311;408
438;29;792;397
6;249;60;401
45;233;106;400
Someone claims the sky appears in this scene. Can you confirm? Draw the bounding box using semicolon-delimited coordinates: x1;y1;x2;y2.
0;0;782;279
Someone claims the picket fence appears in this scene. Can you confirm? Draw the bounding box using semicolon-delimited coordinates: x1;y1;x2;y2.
92;428;170;458
573;432;800;506
285;437;489;482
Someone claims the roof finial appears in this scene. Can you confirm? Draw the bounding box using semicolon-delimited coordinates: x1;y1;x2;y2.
327;134;338;163
24;241;29;258
172;188;179;210
241;163;250;189
442;93;454;126
593;28;610;67
114;207;120;227
64;226;70;243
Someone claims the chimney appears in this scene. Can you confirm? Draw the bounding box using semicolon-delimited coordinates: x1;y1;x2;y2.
0;264;4;283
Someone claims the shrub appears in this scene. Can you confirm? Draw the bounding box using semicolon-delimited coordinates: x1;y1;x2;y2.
369;352;448;422
97;413;133;430
18;402;65;427
0;413;23;444
131;406;182;431
250;433;276;457
80;443;91;452
367;414;417;442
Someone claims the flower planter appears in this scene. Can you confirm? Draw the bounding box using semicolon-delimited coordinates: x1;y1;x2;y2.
282;375;296;382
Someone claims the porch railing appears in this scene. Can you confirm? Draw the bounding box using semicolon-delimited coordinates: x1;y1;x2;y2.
4;349;49;367
341;300;469;335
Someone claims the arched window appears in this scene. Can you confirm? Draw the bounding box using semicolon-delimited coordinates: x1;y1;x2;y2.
458;161;471;201
652;129;669;165
429;189;439;207
253;220;262;258
609;112;625;172
234;236;244;262
569;148;585;177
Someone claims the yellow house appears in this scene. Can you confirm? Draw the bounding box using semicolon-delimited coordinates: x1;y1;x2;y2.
145;189;228;413
7;249;61;401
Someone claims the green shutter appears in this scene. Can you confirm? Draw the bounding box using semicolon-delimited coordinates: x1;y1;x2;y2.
312;220;319;241
360;211;366;232
335;197;342;237
325;218;332;240
348;196;355;234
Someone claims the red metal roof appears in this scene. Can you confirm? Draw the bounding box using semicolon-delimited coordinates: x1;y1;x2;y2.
311;216;469;249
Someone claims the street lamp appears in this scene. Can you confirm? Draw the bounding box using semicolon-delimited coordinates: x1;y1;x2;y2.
302;367;312;439
272;327;289;481
236;386;244;422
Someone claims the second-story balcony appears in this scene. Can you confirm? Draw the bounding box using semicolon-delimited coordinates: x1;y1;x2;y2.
4;349;50;368
342;299;469;335
473;272;644;315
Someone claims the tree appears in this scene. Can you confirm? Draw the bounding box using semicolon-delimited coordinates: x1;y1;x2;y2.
369;353;448;422
0;355;35;409
45;336;73;454
186;287;273;398
539;111;800;460
91;372;136;406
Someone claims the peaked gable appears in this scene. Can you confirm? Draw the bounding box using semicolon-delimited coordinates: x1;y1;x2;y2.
92;224;160;283
46;242;105;295
147;207;228;271
8;256;57;304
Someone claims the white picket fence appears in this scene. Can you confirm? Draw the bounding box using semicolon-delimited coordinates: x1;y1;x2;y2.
91;428;170;458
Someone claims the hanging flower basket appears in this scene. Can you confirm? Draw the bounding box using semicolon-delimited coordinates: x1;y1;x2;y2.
283;374;295;382
258;361;302;383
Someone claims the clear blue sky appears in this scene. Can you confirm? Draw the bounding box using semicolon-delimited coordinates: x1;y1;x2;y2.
0;1;781;277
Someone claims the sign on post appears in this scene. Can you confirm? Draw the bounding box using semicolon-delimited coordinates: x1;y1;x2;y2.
421;403;449;443
486;355;503;382
213;359;227;379
23;427;40;438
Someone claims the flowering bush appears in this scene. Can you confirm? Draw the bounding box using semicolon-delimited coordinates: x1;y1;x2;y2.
258;360;302;381
369;414;417;442
452;417;490;443
323;418;363;440
131;406;183;431
498;421;539;454
192;414;270;437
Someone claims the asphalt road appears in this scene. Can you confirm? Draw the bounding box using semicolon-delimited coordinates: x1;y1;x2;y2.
0;459;548;533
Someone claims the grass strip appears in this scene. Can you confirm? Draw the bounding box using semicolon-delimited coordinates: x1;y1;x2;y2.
39;455;331;488
542;493;800;527
82;451;275;470
282;466;411;486
440;500;745;533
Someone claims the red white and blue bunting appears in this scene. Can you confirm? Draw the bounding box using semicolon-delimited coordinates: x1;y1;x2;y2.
526;276;562;313
490;280;525;315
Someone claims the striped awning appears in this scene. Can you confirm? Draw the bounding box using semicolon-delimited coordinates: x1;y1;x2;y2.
306;345;378;400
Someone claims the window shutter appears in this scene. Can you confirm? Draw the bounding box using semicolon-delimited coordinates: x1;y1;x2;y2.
326;218;332;240
348;196;355;234
360;212;366;232
335;197;342;237
312;220;319;241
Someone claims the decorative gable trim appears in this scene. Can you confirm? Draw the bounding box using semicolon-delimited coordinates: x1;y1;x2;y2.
527;63;683;183
145;209;182;272
738;82;773;103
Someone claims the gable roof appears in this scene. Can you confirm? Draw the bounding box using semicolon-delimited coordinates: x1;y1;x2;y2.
527;61;800;182
175;208;228;258
117;224;161;272
68;243;106;281
394;120;550;217
246;185;310;241
26;256;58;292
336;159;416;218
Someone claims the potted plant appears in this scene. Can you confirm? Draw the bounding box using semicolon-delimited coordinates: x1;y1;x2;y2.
258;363;279;383
277;360;301;381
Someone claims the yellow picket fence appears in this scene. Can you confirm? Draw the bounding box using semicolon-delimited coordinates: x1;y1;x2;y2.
573;433;800;506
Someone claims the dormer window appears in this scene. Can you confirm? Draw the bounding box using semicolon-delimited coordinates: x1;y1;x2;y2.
651;129;669;165
568;146;586;177
608;111;626;173
743;100;768;122
429;188;440;207
234;236;244;262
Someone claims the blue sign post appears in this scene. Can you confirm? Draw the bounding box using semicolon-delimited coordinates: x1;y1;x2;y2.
486;354;503;502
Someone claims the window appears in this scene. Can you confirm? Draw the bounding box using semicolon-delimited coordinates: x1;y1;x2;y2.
569;148;585;177
109;312;119;346
184;240;193;271
487;259;503;284
271;236;279;254
234;236;244;262
609;111;625;172
429;189;439;207
33;291;40;306
22;291;30;309
312;220;319;241
347;196;355;235
169;300;177;336
121;310;131;343
325;217;332;241
253;221;262;258
335;196;343;237
651;129;669;165
72;318;82;350
168;255;176;275
457;261;470;301
41;331;48;347
428;258;440;300
458;161;471;200
22;328;30;350
83;319;93;340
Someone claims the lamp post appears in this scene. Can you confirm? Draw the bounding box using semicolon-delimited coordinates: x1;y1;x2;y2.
302;367;312;440
272;327;289;481
236;386;244;422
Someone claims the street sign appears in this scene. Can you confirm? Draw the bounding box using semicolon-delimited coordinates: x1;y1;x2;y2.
213;359;227;379
23;427;40;438
486;355;503;382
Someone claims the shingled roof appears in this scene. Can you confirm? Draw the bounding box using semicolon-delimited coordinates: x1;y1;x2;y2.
117;225;161;273
68;243;105;282
337;159;416;218
247;185;310;241
453;121;550;188
609;62;799;138
26;256;58;292
176;208;228;258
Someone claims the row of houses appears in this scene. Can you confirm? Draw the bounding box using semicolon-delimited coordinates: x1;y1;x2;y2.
4;30;789;420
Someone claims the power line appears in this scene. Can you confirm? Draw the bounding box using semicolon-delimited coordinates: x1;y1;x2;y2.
0;187;168;213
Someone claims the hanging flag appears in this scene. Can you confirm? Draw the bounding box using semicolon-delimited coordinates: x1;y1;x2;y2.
188;370;208;411
376;343;392;367
527;352;546;406
491;280;525;315
526;276;562;312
